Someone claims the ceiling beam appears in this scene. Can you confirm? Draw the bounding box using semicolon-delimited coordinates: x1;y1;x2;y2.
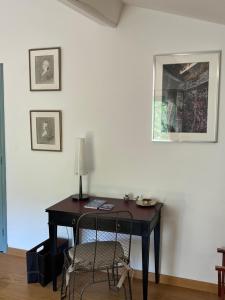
58;0;124;27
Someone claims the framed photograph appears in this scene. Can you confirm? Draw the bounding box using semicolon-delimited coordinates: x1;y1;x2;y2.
30;110;62;151
29;47;61;91
152;51;221;142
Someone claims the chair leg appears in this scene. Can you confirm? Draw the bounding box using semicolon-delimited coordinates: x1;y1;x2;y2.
60;266;67;300
127;271;132;300
116;264;119;284
112;266;116;286
107;267;111;288
219;270;222;297
222;271;225;300
72;271;77;300
123;282;128;300
80;281;93;300
60;267;65;299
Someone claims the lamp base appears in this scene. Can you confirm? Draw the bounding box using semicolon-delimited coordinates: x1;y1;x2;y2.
72;194;89;201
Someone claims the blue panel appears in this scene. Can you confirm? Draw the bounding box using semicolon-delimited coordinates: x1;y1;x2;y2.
0;64;7;252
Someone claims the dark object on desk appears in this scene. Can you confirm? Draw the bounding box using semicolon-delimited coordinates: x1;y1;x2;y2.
83;199;106;209
46;195;163;300
72;175;89;201
123;194;130;201
26;238;68;286
215;247;225;299
99;203;115;210
61;211;133;300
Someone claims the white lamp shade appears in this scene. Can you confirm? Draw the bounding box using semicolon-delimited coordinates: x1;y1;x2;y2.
75;138;88;175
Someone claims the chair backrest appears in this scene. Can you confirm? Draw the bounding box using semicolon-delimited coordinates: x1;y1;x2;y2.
71;211;133;270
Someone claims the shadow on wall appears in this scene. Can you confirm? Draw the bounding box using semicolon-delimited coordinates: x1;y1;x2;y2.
127;197;185;273
160;196;187;276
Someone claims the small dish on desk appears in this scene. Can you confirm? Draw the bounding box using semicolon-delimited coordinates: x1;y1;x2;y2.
136;198;157;207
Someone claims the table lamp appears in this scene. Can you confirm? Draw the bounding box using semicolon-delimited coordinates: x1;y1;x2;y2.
72;137;89;200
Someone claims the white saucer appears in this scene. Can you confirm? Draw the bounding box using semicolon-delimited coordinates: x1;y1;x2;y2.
136;199;157;207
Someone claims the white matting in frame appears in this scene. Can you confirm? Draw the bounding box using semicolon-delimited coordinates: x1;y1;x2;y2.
152;51;221;142
30;110;62;151
29;47;61;91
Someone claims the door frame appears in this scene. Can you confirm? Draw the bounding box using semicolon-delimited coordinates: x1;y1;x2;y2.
0;64;7;252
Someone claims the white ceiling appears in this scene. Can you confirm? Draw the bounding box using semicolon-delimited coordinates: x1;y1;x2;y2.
123;0;225;25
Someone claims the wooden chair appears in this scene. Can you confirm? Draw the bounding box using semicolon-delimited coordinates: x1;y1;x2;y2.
216;248;225;299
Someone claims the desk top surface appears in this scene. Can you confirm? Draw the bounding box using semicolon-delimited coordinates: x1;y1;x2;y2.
46;195;163;223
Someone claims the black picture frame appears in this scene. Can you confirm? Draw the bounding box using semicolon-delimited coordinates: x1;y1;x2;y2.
30;110;62;151
29;47;61;91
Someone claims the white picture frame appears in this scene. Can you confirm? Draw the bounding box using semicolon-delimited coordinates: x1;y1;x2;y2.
29;47;61;91
30;110;62;151
152;51;221;142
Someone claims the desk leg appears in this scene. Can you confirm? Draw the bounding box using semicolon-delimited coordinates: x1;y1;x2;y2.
142;233;150;300
49;222;57;291
154;213;161;284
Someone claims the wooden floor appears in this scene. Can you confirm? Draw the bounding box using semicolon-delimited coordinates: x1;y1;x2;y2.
0;253;219;300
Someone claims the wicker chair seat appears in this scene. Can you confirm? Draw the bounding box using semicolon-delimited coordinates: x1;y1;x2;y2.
68;240;125;270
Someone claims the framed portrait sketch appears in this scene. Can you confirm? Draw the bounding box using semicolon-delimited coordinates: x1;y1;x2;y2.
152;51;221;142
30;110;62;151
29;47;61;91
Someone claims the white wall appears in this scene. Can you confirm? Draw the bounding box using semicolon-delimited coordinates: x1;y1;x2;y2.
1;0;225;284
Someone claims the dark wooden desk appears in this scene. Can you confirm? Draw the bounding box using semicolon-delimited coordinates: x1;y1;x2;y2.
46;195;163;300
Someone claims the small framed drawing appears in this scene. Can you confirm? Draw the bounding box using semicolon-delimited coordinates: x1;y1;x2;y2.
30;110;62;151
29;47;61;91
152;51;221;142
